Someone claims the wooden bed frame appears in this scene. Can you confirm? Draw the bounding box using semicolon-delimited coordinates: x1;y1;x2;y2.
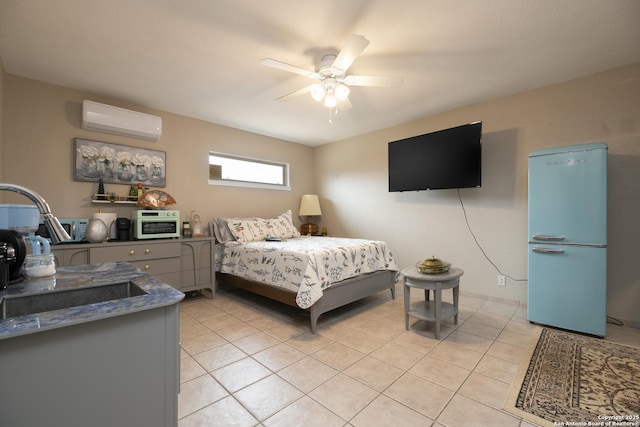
218;270;397;333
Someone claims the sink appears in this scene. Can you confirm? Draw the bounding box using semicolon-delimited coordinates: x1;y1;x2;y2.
0;281;147;319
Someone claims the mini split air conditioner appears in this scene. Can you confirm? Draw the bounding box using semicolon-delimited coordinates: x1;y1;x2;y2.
82;100;162;141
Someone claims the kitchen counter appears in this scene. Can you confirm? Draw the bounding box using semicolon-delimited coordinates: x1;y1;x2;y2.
0;261;185;339
0;262;184;427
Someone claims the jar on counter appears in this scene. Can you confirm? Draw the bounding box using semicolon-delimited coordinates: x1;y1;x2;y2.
191;212;202;237
23;253;56;278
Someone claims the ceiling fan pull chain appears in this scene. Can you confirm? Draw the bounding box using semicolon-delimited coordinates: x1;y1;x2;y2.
328;107;332;124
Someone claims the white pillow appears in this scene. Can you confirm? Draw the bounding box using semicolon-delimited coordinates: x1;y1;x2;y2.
264;210;300;238
227;219;270;242
214;216;263;242
214;210;299;242
279;210;297;228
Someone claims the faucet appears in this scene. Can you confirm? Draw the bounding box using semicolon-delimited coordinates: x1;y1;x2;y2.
0;183;71;243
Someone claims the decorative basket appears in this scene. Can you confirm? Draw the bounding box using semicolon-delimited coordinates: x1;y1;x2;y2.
137;190;176;208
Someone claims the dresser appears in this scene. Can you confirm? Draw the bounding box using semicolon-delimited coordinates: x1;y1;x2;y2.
51;237;215;296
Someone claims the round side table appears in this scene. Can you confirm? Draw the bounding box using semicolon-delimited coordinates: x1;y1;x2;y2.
402;266;464;339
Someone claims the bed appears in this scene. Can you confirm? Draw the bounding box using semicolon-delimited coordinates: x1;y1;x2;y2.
212;211;398;333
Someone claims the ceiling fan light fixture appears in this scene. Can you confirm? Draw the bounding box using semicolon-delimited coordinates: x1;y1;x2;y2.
262;34;401;122
310;84;325;102
324;94;337;108
335;83;350;100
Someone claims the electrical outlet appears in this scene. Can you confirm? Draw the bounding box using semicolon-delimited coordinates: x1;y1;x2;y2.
497;275;506;286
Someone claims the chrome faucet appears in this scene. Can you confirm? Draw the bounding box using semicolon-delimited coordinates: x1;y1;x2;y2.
0;183;71;243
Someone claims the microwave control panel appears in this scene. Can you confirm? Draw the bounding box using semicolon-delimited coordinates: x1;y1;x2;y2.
133;209;180;220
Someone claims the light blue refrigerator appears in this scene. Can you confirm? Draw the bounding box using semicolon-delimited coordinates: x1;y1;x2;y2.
528;142;607;336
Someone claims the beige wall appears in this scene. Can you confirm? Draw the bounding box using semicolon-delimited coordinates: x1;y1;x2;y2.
2;75;315;225
315;62;640;325
2;63;639;325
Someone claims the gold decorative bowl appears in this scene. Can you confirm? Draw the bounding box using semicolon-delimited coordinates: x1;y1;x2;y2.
416;256;451;274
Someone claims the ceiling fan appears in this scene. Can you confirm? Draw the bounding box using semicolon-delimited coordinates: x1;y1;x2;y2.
261;34;403;122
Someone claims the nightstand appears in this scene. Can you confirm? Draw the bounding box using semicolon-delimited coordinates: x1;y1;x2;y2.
402;266;463;339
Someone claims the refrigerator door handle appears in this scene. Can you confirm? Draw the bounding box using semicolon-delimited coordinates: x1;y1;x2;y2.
532;235;565;242
532;247;565;254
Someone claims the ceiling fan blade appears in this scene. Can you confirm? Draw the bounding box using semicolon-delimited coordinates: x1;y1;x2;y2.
331;34;370;73
343;75;404;87
261;58;321;79
276;85;313;101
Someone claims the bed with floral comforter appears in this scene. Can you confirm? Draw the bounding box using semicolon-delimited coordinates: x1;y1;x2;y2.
218;236;397;309
212;211;398;332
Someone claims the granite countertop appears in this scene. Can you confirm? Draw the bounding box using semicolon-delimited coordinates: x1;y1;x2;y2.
0;262;185;340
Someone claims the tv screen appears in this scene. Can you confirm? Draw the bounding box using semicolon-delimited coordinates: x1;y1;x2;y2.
388;121;482;192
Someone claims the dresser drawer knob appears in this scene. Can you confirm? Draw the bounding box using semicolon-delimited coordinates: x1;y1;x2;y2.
144;264;150;270
145;249;151;254
129;250;135;256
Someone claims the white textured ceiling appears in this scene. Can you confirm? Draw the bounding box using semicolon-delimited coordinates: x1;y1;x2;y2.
1;0;639;146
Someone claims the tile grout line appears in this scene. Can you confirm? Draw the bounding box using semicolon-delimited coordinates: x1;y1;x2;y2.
179;292;536;425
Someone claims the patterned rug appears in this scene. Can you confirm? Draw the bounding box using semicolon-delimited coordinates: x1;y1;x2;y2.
504;328;640;427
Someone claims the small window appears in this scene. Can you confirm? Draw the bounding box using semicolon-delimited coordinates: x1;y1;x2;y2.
208;152;290;190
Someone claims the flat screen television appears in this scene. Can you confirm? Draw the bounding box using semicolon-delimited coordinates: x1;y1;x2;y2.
388;121;482;192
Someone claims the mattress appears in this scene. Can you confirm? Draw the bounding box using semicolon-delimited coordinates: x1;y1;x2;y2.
216;236;398;308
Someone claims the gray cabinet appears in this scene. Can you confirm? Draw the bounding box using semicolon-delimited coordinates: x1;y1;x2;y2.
0;304;180;427
91;241;182;289
180;238;215;295
51;238;215;295
51;247;89;266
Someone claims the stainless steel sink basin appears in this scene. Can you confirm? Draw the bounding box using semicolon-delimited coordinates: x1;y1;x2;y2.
0;281;147;319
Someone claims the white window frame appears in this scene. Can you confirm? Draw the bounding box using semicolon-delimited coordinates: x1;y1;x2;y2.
208;151;291;191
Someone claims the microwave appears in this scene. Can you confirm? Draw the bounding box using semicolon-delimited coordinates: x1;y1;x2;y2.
132;209;180;239
36;218;89;243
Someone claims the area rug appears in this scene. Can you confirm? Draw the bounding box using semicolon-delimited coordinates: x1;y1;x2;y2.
504;328;640;427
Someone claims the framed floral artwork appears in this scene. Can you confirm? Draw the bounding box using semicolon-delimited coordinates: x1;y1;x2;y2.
73;138;166;187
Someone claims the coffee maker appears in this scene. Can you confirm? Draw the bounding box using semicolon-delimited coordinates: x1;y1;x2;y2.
0;229;26;289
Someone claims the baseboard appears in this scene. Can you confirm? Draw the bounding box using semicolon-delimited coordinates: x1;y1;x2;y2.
458;289;525;307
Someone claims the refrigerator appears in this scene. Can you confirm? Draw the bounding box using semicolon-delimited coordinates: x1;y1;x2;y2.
527;142;607;337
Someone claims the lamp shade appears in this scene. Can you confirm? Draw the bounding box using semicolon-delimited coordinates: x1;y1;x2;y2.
299;194;322;216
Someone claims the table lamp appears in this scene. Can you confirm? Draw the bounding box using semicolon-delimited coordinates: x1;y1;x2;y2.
299;194;322;235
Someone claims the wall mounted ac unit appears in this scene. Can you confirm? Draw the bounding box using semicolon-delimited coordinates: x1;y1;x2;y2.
82;100;162;141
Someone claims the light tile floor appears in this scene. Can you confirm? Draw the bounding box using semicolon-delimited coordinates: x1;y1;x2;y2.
178;283;640;427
